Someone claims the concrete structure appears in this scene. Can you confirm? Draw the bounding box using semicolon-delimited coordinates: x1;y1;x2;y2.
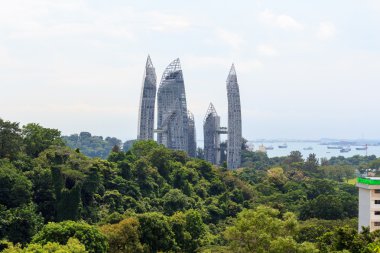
357;177;380;232
226;64;242;169
187;111;197;157
203;103;221;165
137;55;157;140
156;58;194;154
203;103;228;165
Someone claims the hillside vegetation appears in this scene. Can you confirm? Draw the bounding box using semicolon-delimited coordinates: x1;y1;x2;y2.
62;132;122;159
1;118;380;252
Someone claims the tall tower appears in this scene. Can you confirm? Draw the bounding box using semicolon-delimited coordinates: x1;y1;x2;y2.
226;64;242;169
203;103;221;165
187;111;197;157
157;58;189;152
137;55;157;140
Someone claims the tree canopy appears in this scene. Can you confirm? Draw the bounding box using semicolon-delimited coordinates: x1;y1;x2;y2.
0;118;374;253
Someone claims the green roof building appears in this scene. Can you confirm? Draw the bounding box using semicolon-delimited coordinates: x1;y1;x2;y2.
357;177;380;232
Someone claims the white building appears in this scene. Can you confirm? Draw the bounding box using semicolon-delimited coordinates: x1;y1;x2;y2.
357;177;380;232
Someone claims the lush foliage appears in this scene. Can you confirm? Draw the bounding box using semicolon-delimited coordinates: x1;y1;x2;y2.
32;221;108;253
0;118;377;252
1;238;86;253
99;217;143;253
62;132;122;159
224;206;317;253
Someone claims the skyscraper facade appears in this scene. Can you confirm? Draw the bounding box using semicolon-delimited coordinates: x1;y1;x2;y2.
137;55;157;140
187;111;197;157
226;64;242;169
156;58;190;153
203;103;221;165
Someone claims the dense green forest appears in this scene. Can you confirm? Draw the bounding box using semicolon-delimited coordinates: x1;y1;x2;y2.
1;118;380;252
62;132;123;159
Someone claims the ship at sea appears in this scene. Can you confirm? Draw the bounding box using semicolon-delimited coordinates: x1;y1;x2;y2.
340;147;351;153
278;143;288;149
327;146;343;149
356;144;368;151
265;146;274;150
303;147;313;150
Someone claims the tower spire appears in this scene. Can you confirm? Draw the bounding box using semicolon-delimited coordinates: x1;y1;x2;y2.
146;54;154;68
208;103;217;113
229;63;236;76
227;63;238;83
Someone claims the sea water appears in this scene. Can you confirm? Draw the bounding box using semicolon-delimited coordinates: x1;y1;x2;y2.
249;142;380;159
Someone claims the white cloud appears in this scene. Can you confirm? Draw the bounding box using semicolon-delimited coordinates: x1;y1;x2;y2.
259;10;304;31
0;45;15;67
369;0;380;13
215;28;245;50
0;1;136;40
148;11;191;32
183;55;262;73
316;22;336;40
257;44;277;56
184;55;230;69
238;60;263;73
0;104;131;114
0;2;191;41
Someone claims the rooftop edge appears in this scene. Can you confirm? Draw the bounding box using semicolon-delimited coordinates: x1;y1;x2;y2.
357;177;380;185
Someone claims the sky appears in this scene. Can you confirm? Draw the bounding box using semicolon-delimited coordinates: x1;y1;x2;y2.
1;0;380;142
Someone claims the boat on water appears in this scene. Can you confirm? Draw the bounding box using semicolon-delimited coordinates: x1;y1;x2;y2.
303;147;313;150
327;146;343;149
356;145;368;151
278;143;288;148
340;147;351;153
265;146;274;150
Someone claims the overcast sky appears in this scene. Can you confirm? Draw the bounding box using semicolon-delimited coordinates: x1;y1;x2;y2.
1;0;380;142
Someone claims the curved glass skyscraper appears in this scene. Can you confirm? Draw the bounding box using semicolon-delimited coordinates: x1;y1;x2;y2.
137;55;156;140
187;111;197;157
203;103;221;165
226;64;242;169
156;58;190;153
137;57;241;165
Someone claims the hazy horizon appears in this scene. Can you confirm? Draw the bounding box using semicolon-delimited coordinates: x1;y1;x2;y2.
1;1;380;141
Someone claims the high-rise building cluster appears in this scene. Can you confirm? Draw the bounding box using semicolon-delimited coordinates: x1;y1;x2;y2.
137;56;242;169
203;64;242;169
